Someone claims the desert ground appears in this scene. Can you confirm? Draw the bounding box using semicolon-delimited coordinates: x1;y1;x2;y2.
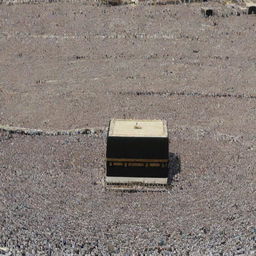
0;1;255;255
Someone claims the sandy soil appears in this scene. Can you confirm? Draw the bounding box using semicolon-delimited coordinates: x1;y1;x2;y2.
0;3;256;130
0;2;255;255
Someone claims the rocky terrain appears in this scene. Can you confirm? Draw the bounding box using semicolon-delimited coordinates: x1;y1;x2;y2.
0;1;255;255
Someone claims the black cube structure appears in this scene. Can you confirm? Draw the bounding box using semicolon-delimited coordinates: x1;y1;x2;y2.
106;119;169;184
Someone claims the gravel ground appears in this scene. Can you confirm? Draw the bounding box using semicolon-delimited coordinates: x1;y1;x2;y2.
0;2;256;129
0;1;256;255
0;129;255;255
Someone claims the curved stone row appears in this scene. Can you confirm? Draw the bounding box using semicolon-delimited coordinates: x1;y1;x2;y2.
0;125;105;136
117;90;256;99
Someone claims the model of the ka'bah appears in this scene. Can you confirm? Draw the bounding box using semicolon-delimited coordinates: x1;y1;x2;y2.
106;119;169;185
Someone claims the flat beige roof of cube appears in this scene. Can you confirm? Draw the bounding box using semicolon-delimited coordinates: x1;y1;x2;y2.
108;119;168;138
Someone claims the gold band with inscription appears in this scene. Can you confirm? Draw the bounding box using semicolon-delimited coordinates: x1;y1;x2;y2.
107;158;168;168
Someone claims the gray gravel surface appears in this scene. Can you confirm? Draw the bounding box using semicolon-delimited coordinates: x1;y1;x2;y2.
0;1;256;255
0;130;255;255
0;3;256;129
